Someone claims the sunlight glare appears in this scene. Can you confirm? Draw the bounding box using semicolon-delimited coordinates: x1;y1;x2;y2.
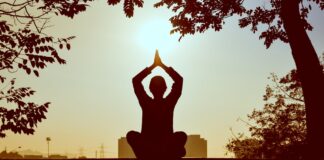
136;20;178;56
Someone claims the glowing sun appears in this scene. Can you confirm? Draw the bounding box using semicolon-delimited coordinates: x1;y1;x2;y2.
136;20;178;55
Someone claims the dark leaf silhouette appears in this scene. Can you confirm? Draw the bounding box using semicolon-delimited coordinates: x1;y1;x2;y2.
108;0;121;5
0;79;50;137
66;43;71;50
227;71;306;159
108;0;144;17
33;70;39;77
227;56;323;159
124;0;135;17
0;0;93;137
134;0;144;7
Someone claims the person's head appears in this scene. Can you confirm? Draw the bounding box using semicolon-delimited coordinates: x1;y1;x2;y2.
149;76;167;99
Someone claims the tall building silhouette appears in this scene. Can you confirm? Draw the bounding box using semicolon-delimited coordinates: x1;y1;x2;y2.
118;134;207;158
184;135;207;158
118;137;136;158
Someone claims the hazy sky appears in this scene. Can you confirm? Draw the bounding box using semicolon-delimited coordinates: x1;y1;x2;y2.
1;1;323;158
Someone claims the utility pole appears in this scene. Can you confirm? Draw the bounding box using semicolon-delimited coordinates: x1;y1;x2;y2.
100;144;104;158
46;137;51;158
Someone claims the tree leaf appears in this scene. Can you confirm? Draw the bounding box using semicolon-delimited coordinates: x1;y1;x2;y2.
33;70;39;77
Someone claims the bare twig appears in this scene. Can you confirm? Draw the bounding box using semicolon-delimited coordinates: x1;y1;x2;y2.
0;1;32;7
271;74;304;102
24;6;40;33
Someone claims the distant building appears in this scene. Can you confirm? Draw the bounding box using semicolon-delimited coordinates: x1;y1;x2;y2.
184;135;207;158
118;137;135;158
18;149;43;157
23;154;43;159
118;134;207;158
0;151;23;159
49;154;68;159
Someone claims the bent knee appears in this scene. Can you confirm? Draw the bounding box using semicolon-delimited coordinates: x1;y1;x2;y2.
174;131;187;144
126;131;140;143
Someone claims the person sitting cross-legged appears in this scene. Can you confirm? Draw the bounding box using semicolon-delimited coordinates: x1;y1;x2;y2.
127;51;187;159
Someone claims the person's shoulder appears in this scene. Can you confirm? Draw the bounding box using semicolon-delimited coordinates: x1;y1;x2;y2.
140;97;153;105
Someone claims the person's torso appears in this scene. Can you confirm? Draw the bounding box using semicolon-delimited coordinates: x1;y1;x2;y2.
141;98;175;137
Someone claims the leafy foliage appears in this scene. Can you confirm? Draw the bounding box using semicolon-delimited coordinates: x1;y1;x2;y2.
226;135;262;159
107;0;323;46
226;56;323;159
0;79;49;137
0;0;93;137
160;0;322;45
107;0;144;17
0;21;74;76
227;70;306;158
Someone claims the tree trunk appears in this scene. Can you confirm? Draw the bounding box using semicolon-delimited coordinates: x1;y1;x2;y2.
281;0;324;158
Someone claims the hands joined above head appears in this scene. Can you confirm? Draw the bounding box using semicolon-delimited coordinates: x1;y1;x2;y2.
149;50;168;71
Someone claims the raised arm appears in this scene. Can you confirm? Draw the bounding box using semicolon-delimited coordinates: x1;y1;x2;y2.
154;51;182;85
132;64;155;107
162;64;183;102
161;64;183;84
153;52;183;103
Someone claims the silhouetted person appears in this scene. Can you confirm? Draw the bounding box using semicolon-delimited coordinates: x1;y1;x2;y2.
127;51;187;159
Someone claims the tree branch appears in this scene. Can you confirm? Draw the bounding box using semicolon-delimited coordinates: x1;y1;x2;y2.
0;4;28;14
272;76;304;102
24;6;41;33
0;1;32;7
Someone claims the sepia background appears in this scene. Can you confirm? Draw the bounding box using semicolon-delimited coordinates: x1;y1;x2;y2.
1;0;323;158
